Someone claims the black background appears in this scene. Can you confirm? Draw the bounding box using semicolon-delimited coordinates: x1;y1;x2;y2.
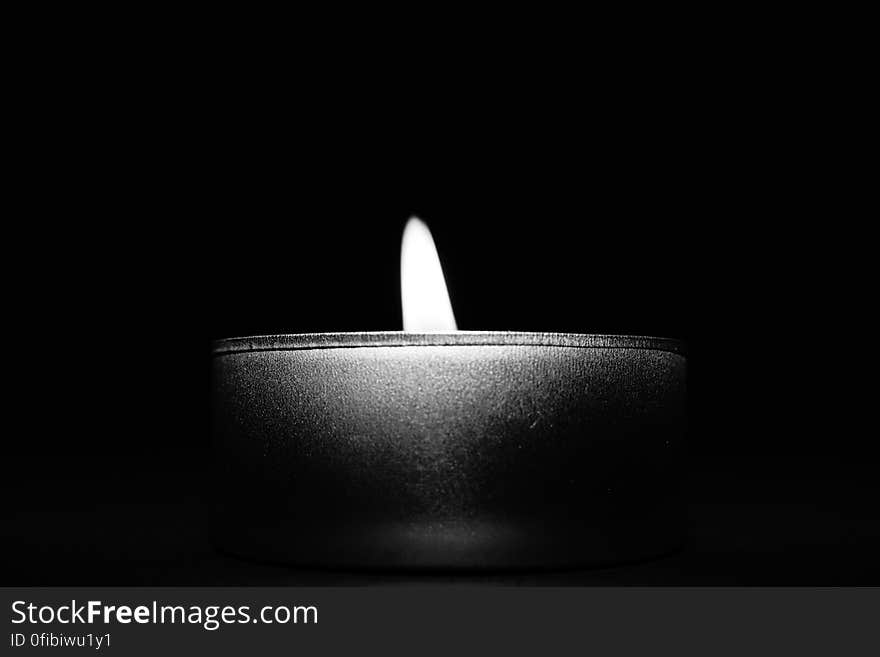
3;46;875;585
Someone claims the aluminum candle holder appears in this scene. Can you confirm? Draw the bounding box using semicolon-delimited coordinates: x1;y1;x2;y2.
212;331;687;570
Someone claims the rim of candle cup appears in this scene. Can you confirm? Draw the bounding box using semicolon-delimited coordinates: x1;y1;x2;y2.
212;332;686;357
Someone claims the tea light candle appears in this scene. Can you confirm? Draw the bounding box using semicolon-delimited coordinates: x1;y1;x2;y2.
212;219;686;569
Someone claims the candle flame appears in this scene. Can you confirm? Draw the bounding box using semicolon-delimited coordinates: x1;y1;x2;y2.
401;217;458;332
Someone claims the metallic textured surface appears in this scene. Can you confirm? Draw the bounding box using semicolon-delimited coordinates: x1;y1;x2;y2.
212;332;687;569
213;331;686;356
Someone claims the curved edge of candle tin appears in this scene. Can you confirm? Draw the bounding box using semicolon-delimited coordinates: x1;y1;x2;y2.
212;332;687;357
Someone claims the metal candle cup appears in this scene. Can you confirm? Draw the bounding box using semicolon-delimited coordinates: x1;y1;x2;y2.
212;331;687;569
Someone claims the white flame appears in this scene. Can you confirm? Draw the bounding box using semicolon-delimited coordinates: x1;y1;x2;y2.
401;217;458;332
